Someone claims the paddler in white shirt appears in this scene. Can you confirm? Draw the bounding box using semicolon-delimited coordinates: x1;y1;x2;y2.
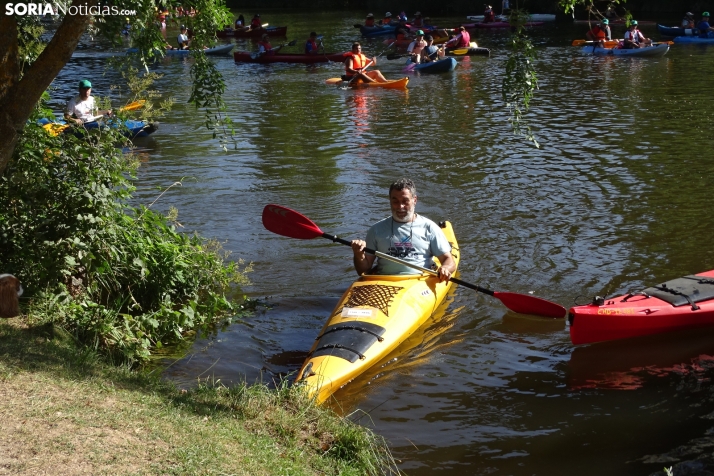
64;79;112;125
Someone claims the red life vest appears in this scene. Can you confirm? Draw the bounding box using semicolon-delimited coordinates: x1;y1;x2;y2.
345;53;367;77
305;39;318;54
251;18;262;28
365;18;375;27
457;31;470;47
589;25;606;40
258;40;272;51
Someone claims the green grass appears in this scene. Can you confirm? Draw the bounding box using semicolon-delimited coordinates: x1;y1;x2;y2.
0;318;398;475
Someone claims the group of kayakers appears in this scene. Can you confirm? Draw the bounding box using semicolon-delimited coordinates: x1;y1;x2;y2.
584;18;652;49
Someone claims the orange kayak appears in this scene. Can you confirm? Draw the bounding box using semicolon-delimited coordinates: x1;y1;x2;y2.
324;77;409;89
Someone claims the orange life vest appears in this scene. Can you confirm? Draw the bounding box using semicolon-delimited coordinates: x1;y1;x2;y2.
345;53;368;77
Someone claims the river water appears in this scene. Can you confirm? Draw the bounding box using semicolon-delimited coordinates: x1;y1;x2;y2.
52;10;714;475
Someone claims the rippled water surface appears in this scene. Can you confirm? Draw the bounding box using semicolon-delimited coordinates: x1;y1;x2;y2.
54;11;714;475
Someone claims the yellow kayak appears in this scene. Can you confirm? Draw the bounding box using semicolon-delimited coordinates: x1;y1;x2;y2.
324;77;409;89
295;220;460;403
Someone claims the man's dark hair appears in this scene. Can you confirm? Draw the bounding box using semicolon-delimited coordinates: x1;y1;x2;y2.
389;178;417;197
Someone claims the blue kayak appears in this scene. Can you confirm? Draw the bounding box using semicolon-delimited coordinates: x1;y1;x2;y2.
657;24;697;37
360;25;397;37
673;35;714;43
414;57;457;72
38;117;158;138
581;43;669;57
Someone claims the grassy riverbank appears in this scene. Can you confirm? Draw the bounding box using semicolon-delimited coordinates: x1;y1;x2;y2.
0;318;396;475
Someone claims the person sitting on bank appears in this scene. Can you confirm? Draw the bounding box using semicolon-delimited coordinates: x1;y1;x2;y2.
586;18;611;45
177;25;190;49
407;30;427;63
64;80;112;125
682;11;695;28
698;12;714;38
350;178;456;282
305;31;322;55
444;26;471;49
343;42;388;83
419;35;444;63
257;33;282;55
365;13;375;27
623;20;651;48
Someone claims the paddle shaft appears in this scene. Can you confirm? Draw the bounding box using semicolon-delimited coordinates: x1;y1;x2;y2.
321;232;494;295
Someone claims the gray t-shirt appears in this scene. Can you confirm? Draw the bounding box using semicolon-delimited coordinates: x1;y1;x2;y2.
366;214;451;275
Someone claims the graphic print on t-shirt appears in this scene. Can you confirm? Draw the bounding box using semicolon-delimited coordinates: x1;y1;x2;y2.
388;235;416;259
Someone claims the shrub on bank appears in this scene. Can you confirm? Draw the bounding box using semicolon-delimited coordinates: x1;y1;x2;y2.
0;105;250;364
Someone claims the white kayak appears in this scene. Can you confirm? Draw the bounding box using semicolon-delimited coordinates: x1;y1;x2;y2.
127;44;234;56
581;43;670;57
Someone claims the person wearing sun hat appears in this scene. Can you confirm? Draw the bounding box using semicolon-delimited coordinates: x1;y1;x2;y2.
365;12;375;27
407;30;427;62
697;12;714;38
682;11;695;28
382;11;392;25
64;80;112;125
623;20;651;48
586;18;611;44
412;11;424;27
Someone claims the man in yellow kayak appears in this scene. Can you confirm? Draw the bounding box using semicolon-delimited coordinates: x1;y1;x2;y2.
350;178;456;282
343;42;388;83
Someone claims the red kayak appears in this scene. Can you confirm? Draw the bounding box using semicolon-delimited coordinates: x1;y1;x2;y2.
217;26;287;39
568;270;714;345
234;51;347;64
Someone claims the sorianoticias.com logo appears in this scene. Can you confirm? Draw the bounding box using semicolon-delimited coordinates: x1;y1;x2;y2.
5;2;137;16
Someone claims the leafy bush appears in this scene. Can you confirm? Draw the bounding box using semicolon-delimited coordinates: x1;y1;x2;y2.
0;107;250;364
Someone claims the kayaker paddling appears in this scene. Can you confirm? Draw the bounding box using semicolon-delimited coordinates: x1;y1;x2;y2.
177;25;190;49
64;79;112;125
419;35;445;63
350;178;456;282
305;31;322;55
585;18;611;46
444;26;471;50
407;30;427;62
365;12;375;27
257;33;283;56
697;12;714;38
623;20;651;48
343;42;388;83
682;11;695;29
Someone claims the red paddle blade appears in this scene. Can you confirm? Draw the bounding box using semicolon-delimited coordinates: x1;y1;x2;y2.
262;204;324;239
493;292;566;318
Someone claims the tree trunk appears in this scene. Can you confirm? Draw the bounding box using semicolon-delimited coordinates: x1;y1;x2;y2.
0;0;97;175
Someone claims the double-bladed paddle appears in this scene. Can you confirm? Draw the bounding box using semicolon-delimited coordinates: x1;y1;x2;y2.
262;204;567;318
